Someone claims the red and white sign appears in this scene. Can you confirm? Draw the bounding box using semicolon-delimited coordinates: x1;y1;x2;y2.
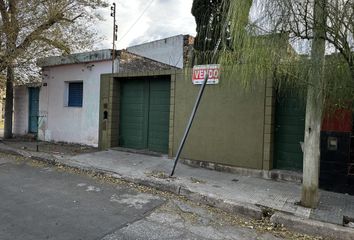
192;64;220;85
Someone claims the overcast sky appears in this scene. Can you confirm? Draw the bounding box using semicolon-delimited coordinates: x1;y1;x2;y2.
95;0;197;50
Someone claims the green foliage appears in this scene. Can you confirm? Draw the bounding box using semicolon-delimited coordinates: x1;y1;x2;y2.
192;0;354;108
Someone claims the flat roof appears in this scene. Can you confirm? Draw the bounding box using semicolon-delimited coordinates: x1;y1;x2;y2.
38;49;116;68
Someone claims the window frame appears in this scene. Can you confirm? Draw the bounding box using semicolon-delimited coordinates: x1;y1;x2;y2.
65;81;83;108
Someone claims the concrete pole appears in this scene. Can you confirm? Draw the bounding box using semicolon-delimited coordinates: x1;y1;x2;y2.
111;2;117;74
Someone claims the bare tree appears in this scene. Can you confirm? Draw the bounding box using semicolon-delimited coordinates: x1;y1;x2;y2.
0;0;108;138
269;0;353;80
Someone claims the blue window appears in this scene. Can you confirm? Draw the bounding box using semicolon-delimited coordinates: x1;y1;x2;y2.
68;82;83;107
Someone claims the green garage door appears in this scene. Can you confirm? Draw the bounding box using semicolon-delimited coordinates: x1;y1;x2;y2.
119;77;171;153
274;92;306;171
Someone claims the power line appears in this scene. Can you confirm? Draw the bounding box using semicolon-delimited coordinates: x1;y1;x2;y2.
118;0;155;44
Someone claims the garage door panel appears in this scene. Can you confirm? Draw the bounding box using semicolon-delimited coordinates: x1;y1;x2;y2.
148;79;171;153
119;79;148;149
119;77;170;153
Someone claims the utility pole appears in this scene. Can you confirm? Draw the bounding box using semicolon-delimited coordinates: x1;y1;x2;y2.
111;2;118;74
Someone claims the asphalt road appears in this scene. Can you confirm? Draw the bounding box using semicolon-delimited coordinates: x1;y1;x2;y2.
0;154;318;240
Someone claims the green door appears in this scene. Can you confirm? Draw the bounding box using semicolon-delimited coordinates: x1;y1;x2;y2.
148;79;171;152
28;87;40;133
274;91;305;171
119;79;149;149
119;77;170;153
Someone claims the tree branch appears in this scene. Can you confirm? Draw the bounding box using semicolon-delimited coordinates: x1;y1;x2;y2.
37;37;71;54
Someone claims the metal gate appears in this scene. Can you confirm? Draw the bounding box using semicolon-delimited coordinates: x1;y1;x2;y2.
119;77;170;153
274;91;306;171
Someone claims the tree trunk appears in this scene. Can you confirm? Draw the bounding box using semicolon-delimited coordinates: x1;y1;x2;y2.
4;66;14;139
301;0;326;208
301;82;323;208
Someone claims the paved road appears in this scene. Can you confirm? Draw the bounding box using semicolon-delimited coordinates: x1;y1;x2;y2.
0;155;317;240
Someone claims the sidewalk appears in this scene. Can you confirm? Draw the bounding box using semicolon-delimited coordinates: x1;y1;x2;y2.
0;140;353;239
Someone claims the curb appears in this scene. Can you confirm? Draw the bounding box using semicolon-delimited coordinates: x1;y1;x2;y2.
270;212;354;240
0;146;264;220
61;159;264;220
178;186;263;220
1;146;353;239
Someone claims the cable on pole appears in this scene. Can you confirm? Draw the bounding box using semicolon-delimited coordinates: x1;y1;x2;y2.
111;2;118;74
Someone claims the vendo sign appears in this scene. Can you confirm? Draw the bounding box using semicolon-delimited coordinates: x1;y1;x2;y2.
192;64;220;85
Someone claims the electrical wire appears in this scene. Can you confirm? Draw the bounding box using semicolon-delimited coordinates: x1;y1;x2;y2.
118;0;155;43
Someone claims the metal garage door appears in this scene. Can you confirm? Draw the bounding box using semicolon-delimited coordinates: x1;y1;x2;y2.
119;77;170;153
274;91;306;171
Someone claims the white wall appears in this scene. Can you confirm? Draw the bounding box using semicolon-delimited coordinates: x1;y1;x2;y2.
127;35;184;68
13;86;29;135
38;61;111;146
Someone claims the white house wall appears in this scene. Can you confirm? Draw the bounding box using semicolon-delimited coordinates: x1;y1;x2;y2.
127;35;184;68
38;61;111;146
13;86;29;135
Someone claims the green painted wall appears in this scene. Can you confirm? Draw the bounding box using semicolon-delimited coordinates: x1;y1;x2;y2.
173;69;267;169
99;69;272;170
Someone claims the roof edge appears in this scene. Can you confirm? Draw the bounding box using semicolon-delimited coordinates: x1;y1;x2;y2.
37;49;119;68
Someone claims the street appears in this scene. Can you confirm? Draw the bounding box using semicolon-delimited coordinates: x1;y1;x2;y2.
0;154;321;240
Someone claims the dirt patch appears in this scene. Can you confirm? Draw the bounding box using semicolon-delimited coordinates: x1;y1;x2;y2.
2;139;98;156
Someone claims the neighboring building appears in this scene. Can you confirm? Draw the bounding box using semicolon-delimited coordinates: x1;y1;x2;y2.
274;89;354;194
13;82;41;136
127;34;194;69
13;49;176;146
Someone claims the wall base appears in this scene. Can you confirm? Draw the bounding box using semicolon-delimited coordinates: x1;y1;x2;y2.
182;159;303;183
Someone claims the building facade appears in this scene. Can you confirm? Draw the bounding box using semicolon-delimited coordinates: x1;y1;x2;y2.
13;49;175;146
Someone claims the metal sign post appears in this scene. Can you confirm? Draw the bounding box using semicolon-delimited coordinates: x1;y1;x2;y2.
168;9;231;176
36;115;39;152
170;73;209;176
36;115;45;152
170;31;224;176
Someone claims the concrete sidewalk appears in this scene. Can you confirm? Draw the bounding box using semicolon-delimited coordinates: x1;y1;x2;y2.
0;141;353;239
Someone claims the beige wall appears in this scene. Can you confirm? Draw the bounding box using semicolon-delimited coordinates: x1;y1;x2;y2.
172;69;268;169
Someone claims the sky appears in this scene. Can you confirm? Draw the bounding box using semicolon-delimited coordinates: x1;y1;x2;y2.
95;0;197;50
